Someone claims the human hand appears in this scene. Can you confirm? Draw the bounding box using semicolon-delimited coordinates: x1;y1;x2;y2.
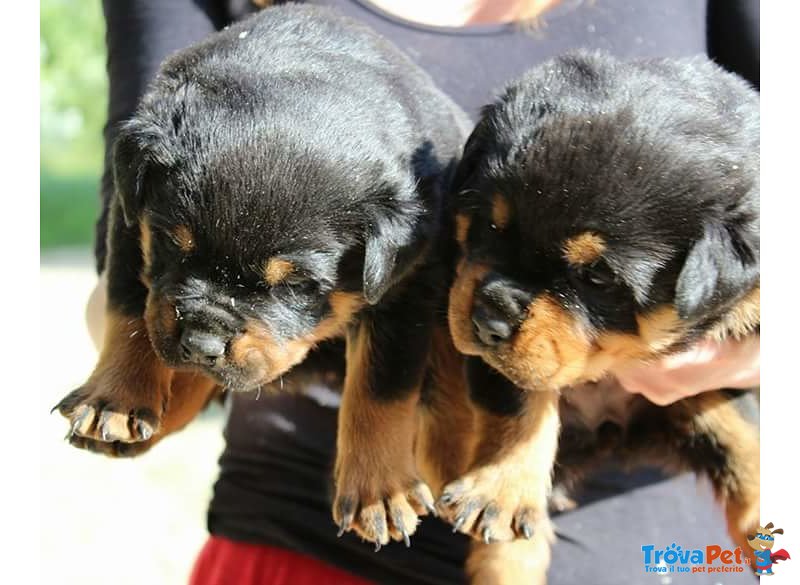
613;336;760;406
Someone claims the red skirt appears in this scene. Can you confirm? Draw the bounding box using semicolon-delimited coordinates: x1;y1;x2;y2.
189;536;375;585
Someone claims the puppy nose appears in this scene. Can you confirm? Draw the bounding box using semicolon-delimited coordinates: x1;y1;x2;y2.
180;329;226;366
471;276;532;346
472;307;513;346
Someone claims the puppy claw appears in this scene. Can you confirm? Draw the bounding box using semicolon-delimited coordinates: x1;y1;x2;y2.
522;523;533;540
334;477;430;548
334;496;356;537
336;524;347;538
406;482;436;518
70;405;93;436
137;420;153;441
452;516;465;533
483;527;494;544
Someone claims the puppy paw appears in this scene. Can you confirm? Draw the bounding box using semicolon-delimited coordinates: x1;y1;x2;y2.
548;484;578;513
333;472;435;550
437;466;549;543
54;378;165;454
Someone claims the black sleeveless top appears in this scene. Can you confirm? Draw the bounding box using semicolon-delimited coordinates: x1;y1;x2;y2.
98;1;759;583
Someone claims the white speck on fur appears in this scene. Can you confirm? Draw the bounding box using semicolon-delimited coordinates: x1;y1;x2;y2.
238;30;249;39
304;384;341;408
264;413;296;433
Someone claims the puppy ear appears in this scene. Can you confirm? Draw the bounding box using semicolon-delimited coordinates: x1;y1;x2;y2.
362;193;427;305
450;111;493;195
112;118;175;227
363;228;398;305
675;218;759;320
362;214;418;305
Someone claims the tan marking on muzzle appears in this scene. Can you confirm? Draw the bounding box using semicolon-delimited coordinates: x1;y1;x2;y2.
455;213;471;245
139;217;153;286
492;193;511;229
498;294;592;390
584;305;687;381
228;291;365;382
143;290;179;361
447;260;492;356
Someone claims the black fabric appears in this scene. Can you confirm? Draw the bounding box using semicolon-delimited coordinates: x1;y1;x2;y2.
96;1;760;583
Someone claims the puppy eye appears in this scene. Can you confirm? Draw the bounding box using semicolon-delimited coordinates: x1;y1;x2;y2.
283;275;319;294
577;263;618;288
284;275;306;286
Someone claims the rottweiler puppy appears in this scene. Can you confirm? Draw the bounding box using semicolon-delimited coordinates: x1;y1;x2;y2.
437;52;760;582
54;4;470;549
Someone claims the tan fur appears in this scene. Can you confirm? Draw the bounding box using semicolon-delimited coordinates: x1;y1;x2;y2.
145;290;178;337
139;217;153;285
264;257;295;286
227;291;363;381
172;224;195;253
492;193;511;229
455;213;472;246
586;306;688;379
448;259;492;355
450;261;697;391
68;312;174;443
94;312;173;404
467;539;552;585
681;392;760;563
439;390;560;545
504;295;593;389
708;285;760;341
416;326;477;493
562;231;606;265
333;321;430;546
158;372;220;436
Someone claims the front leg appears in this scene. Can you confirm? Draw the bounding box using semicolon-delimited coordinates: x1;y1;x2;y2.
55;203;172;453
439;358;559;546
333;311;436;550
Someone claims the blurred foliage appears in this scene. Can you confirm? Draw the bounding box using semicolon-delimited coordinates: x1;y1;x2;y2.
41;0;106;249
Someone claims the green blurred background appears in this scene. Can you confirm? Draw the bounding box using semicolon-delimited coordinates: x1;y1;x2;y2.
41;0;106;250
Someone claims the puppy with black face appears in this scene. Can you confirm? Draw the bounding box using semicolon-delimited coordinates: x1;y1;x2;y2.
54;4;469;548
437;52;760;581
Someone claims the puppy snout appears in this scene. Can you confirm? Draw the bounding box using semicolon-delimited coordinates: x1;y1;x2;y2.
472;307;513;346
471;277;532;346
180;329;227;367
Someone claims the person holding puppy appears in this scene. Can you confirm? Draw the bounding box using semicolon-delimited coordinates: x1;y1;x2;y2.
88;1;759;584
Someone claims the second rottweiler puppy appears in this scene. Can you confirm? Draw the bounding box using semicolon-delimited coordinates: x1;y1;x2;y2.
438;52;760;582
54;4;470;549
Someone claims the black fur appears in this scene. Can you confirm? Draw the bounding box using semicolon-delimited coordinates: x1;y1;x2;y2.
108;5;469;391
454;52;759;344
447;53;760;551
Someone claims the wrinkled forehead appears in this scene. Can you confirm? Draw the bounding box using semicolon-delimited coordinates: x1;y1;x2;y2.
146;193;348;287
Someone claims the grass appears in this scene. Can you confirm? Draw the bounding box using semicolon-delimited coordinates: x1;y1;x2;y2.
40;169;100;250
41;0;106;251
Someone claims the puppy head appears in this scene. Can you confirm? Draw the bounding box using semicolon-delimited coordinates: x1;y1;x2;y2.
114;74;427;391
448;53;760;391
